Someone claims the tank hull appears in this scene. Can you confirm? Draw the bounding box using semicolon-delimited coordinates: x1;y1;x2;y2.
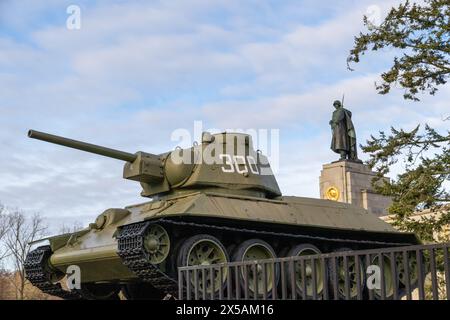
26;192;418;299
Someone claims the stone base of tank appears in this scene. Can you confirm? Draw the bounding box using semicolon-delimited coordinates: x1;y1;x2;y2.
319;160;392;217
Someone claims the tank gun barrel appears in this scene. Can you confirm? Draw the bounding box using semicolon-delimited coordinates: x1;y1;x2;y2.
28;130;137;162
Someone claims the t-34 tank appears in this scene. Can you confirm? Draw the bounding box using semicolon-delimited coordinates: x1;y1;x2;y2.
24;130;419;300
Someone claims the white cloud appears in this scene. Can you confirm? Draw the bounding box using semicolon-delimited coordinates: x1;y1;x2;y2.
0;0;447;231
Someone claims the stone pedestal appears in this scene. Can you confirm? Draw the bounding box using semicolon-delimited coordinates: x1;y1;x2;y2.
319;160;391;217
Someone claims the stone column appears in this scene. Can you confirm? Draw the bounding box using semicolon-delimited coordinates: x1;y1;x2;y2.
319;160;391;216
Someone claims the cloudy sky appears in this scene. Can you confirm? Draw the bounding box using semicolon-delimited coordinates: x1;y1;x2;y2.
0;0;448;232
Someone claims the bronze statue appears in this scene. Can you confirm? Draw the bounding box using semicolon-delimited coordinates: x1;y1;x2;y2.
329;100;358;161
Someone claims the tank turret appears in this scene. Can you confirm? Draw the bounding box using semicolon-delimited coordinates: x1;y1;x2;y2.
28;130;281;199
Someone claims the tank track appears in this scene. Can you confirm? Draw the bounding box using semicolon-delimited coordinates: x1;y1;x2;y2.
116;221;178;295
24;245;82;300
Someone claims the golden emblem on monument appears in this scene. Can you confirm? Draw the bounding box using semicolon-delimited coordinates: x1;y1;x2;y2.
325;186;340;201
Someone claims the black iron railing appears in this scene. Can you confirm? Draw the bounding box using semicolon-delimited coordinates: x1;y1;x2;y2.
178;243;450;300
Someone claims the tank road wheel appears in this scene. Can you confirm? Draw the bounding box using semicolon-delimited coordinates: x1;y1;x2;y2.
233;239;279;298
287;244;324;299
371;254;396;299
80;283;121;300
143;224;170;264
330;248;365;300
177;234;229;297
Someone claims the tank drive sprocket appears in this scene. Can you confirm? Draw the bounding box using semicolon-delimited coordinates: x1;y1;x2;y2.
116;221;178;295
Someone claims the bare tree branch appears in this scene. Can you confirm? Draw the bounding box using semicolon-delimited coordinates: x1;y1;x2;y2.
0;204;10;262
5;210;47;300
59;221;83;234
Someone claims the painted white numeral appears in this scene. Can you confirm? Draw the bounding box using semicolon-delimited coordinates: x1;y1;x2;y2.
220;154;234;173
234;155;248;174
219;154;260;175
247;156;259;174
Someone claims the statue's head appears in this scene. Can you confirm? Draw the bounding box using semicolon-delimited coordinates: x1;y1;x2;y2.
333;100;342;109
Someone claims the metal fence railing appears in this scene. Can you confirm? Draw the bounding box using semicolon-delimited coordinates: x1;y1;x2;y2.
178;243;450;300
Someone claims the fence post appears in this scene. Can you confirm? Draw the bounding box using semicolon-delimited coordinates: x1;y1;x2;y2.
176;243;450;301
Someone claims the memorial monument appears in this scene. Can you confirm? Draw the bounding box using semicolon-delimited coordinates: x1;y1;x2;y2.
319;99;391;216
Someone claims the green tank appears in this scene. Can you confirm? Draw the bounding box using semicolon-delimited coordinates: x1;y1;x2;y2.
24;129;419;300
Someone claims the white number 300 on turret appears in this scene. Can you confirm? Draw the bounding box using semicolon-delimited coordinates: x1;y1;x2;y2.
219;154;260;175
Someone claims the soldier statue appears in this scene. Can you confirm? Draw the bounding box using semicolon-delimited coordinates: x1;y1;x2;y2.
329;100;359;161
